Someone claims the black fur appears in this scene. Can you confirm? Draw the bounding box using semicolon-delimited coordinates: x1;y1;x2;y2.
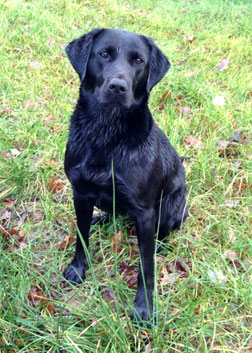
63;28;188;324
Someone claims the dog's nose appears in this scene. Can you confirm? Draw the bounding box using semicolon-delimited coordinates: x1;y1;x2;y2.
108;78;128;95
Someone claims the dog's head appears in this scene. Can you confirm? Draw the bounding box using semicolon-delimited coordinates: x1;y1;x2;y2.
66;28;170;109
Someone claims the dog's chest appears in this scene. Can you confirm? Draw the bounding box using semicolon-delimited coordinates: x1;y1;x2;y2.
68;156;145;214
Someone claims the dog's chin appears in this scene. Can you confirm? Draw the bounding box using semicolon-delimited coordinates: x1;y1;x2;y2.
98;94;133;110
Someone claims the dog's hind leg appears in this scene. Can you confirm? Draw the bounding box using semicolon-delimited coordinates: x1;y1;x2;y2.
155;188;188;250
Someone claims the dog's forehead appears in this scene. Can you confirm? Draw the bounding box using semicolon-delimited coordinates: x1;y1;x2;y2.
93;29;150;54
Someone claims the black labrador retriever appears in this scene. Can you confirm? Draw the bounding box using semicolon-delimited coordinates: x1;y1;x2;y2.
63;28;188;324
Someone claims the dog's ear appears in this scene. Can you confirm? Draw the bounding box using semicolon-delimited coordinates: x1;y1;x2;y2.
146;38;171;93
66;28;103;81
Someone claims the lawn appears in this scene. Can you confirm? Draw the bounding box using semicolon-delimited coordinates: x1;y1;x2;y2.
0;0;252;352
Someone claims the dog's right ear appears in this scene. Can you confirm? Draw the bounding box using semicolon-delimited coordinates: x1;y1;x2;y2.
66;28;103;81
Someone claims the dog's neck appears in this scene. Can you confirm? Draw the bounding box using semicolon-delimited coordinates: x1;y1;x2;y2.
68;89;153;161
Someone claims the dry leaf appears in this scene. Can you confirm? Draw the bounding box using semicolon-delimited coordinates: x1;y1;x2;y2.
217;59;230;71
30;61;42;69
2;209;11;221
184;71;197;78
24;99;35;109
11;148;21;157
48;175;66;193
212;95;226;106
224;250;238;261
185;35;196;43
224;199;240;208
184;136;204;149
44;115;53;126
112;230;123;253
158;90;170;104
58;235;73;250
208;269;227;284
180;106;191;115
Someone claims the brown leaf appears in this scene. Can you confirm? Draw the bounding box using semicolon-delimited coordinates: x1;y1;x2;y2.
58;235;73;251
43;115;54;126
0;224;11;239
224;250;238;261
217;59;230;71
127;275;138;289
112;230;123;253
158;90;171;104
184;71;197;78
2;209;11;221
229;130;249;145
24;99;35;109
48;36;56;47
180;106;191;115
101;288;116;303
184;136;204;149
3;199;14;207
1;107;11;115
28;288;54;314
48;175;66;193
185;34;196;43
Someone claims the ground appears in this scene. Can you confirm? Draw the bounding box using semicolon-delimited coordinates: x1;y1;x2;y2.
0;0;252;352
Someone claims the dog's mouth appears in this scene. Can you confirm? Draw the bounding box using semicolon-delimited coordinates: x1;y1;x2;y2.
98;92;133;109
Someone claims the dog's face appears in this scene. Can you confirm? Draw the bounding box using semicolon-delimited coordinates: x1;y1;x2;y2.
66;28;170;109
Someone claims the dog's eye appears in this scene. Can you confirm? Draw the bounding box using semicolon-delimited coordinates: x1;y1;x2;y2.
100;51;109;59
134;58;143;64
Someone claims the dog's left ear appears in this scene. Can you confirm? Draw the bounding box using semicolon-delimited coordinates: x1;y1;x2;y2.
146;38;171;93
66;28;103;81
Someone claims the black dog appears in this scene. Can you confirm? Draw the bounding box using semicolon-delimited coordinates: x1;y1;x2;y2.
63;28;188;324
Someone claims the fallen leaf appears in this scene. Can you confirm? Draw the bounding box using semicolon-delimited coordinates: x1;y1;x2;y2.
145;342;153;352
101;288;116;303
48;175;66;193
112;230;123;253
24;99;35;109
184;136;204;149
30;61;42;69
158;90;170;104
229;130;249;145
28;288;55;314
208;269;227;284
11;148;21;157
224;199;240;208
212;95;226;106
2;209;11;221
228;229;236;243
180;106;191;115
217;59;230;71
43;115;53;126
0;224;11;239
48;36;56;47
184;71;197;78
58;235;73;251
185;35;196;43
3;199;14;207
224;250;238;261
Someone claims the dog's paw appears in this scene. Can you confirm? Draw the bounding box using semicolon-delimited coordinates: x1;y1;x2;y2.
63;262;86;284
131;299;153;327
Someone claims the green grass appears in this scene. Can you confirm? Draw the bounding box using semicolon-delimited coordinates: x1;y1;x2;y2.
1;0;252;351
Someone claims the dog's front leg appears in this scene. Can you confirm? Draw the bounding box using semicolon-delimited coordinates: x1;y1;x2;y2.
132;208;155;323
64;192;93;284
